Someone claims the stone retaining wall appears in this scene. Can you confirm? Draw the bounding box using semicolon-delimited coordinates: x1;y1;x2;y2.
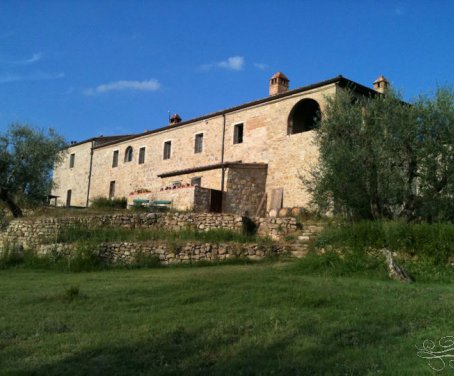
0;213;297;250
37;241;288;265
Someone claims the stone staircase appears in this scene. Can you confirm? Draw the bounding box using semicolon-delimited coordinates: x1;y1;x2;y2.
289;221;325;258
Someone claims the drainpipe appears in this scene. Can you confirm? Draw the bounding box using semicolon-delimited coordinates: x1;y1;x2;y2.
86;140;94;207
220;113;226;212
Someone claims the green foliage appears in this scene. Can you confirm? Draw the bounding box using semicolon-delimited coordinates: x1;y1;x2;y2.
61;285;80;302
316;221;454;265
57;226;263;245
311;87;454;221
295;248;388;280
90;196;127;210
67;244;103;272
0;244;24;269
0;124;66;217
133;252;161;268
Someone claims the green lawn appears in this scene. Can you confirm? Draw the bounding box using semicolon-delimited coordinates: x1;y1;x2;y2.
0;262;452;375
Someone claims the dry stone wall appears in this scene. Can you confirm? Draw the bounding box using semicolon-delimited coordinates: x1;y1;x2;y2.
37;241;288;265
0;213;297;251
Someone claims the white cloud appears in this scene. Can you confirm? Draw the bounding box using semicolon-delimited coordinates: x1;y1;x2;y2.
0;52;43;65
254;63;268;70
84;79;161;95
0;71;64;83
218;56;244;70
20;52;43;64
201;56;245;71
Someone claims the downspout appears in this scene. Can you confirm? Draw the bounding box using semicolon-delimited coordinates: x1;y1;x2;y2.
86;140;94;207
220;113;226;212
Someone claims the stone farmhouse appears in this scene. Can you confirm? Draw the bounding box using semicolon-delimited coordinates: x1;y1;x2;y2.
52;73;389;216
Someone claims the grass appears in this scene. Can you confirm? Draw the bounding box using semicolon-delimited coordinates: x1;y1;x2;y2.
315;220;454;259
90;197;128;210
56;226;266;245
313;220;454;281
0;261;453;375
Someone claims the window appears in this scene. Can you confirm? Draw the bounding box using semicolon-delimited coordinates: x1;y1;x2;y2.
138;147;146;164
194;133;203;153
288;98;321;134
69;153;75;168
66;189;72;207
233;123;244;144
109;181;116;199
124;146;133;162
191;177;201;186
163;141;171;160
112;150;119;167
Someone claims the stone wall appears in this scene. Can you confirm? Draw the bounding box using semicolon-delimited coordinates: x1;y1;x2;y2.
193;187;212;212
37;241;288;265
224;164;267;216
0;213;297;250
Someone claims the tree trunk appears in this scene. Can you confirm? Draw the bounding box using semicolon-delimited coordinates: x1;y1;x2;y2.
0;189;23;217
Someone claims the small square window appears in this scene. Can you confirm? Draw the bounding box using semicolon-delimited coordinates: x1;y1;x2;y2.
138;147;146;164
163;141;171;160
191;177;201;186
233;123;243;144
69;153;75;168
194;133;203;154
112;150;119;168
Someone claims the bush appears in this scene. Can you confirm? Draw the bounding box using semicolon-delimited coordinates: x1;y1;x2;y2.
294;249;388;279
315;221;454;265
67;244;104;272
90;197;127;210
0;244;24;269
133;252;161;268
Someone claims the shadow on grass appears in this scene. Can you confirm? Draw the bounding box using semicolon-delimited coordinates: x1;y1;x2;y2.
24;323;396;376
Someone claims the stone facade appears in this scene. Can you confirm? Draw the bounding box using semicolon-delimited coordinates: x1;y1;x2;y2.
52;75;380;214
129;185;212;212
52;141;93;207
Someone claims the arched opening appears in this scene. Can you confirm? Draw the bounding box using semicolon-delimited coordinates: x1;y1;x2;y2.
124;146;133;162
288;98;321;134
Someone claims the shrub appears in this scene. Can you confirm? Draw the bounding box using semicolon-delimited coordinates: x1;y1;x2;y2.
315;220;454;266
62;285;80;302
90;197;127;210
67;245;103;272
0;244;24;269
133;252;161;268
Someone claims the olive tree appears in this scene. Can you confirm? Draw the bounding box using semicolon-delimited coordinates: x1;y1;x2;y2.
310;87;454;222
0;124;66;217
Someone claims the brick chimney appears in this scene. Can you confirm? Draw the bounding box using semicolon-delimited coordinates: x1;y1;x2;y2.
373;75;390;94
269;72;289;96
169;113;182;125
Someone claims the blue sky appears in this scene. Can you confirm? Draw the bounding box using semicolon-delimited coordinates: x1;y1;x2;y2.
1;1;454;143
